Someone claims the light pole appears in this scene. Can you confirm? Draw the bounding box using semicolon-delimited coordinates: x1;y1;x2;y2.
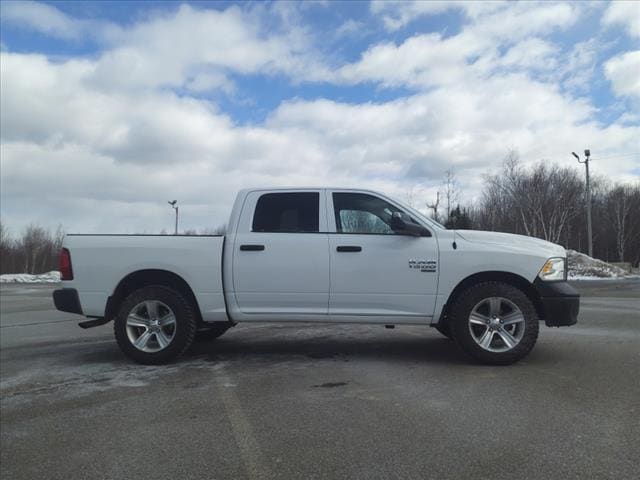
572;150;592;257
168;200;179;235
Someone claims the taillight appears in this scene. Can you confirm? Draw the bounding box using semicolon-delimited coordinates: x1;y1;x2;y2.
59;248;73;280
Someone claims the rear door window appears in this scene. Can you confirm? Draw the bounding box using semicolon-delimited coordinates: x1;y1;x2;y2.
252;193;320;233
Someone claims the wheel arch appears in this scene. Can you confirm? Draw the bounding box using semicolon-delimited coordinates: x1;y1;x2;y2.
439;271;543;325
105;269;203;324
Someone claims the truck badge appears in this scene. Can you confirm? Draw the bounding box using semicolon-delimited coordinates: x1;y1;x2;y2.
408;259;437;272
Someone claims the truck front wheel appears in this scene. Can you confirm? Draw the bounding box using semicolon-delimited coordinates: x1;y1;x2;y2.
449;282;539;365
114;286;197;364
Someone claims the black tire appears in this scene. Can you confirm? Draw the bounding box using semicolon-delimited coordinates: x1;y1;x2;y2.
435;322;453;340
449;281;539;365
195;323;231;342
114;286;197;364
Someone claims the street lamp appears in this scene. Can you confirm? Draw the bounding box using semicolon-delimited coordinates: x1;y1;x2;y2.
168;200;179;235
572;150;592;257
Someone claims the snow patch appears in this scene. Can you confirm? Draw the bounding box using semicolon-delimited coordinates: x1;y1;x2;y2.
567;250;630;279
0;271;61;283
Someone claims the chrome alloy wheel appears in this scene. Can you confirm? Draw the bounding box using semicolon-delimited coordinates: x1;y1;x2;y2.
126;300;177;353
468;297;525;352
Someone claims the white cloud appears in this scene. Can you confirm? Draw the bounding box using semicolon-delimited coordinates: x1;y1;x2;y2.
1;2;329;93
470;2;576;40
0;51;353;232
500;38;559;70
0;0;106;41
2;1;580;93
95;4;331;92
0;1;582;95
336;2;579;89
90;5;280;90
185;72;236;94
0;0;79;39
2;48;638;234
335;19;366;39
602;1;640;38
557;39;602;92
604;50;640;98
335;32;484;89
0;2;638;234
370;0;505;31
369;0;577;35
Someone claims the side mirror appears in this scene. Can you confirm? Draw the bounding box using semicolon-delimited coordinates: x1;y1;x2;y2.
390;212;406;230
390;212;430;237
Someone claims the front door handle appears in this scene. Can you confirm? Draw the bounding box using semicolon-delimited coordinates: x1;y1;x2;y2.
336;246;362;252
240;244;265;251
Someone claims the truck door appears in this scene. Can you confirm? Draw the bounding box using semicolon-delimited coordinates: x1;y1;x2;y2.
327;191;438;320
232;190;330;316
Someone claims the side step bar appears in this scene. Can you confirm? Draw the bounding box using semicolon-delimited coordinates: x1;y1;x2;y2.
78;318;111;329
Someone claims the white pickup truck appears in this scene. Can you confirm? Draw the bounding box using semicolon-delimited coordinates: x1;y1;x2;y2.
54;187;579;365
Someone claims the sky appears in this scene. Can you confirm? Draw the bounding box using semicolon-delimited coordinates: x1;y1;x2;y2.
1;0;639;234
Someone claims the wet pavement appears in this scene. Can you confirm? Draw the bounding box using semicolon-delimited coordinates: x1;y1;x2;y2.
1;280;639;479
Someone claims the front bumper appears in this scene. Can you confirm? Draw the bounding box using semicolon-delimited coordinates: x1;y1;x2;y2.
533;279;579;327
53;288;83;315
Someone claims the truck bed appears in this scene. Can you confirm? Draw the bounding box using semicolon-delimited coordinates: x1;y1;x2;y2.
63;234;227;322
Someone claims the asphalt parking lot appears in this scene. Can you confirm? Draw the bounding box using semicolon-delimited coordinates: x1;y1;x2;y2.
1;281;639;480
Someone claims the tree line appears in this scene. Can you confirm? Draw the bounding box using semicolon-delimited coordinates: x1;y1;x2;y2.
1;152;638;275
0;223;227;275
0;223;65;275
426;152;640;266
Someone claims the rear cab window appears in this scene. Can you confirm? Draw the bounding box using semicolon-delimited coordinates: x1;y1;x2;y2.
252;192;320;233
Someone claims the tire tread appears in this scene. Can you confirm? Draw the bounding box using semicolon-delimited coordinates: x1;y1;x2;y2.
449;281;539;365
114;285;197;364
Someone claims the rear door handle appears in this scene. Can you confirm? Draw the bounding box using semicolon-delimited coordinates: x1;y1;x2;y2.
240;244;265;251
336;246;362;252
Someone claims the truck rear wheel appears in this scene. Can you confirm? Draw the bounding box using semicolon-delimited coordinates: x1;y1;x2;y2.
114;286;197;364
449;281;539;365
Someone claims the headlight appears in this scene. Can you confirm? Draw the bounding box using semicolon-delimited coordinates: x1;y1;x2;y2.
538;257;566;281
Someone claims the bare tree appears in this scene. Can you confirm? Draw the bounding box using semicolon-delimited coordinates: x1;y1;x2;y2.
606;184;640;262
0;221;15;274
405;186;417;208
443;168;460;222
426;191;441;223
3;157;640;274
0;222;65;274
21;225;49;274
483;153;583;243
